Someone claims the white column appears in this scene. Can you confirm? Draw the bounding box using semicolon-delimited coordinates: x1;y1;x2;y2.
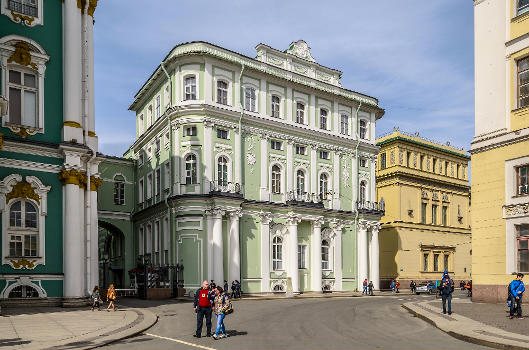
352;154;358;207
286;87;293;122
204;62;213;103
370;157;376;202
206;213;214;281
62;0;83;143
309;94;316;128
203;121;213;193
333;151;340;210
234;129;241;186
333;99;339;133
287;216;300;293
63;182;84;298
286;140;294;194
259;79;267;115
333;222;344;291
89;180;99;294
370;112;376;143
260;134;269;201
228;210;242;284
370;224;380;290
174;124;181;195
212;209;225;284
260;214;272;292
357;221;368;291
311;220;323;293
310;146;317;195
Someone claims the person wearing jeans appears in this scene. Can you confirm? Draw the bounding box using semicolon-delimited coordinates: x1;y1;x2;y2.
213;286;229;340
509;273;525;319
439;270;454;315
193;280;215;338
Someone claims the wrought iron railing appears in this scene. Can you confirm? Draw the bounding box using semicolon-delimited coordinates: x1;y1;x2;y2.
209;181;242;195
356;200;385;214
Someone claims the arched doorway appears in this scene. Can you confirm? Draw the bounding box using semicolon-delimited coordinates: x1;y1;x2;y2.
98;221;125;289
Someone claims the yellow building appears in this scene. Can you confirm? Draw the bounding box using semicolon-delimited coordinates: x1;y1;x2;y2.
472;1;529;302
376;129;471;289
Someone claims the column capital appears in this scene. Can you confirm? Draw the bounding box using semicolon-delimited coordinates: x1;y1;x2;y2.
357;220;369;231
369;222;381;232
312;218;325;228
286;215;301;226
259;212;273;225
206;208;225;218
228;209;243;219
331;219;345;232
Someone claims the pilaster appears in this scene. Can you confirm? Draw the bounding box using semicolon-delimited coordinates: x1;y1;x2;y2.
260;213;272;292
333;220;344;291
286;215;301;293
203;121;213;194
286;140;294;193
311;219;324;292
260;133;269;201
357;220;369;290
228;210;242;284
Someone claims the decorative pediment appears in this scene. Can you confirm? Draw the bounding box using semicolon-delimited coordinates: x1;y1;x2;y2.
286;40;316;62
6;181;40;204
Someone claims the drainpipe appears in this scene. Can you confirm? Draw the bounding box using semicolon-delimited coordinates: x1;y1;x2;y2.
238;64;245;191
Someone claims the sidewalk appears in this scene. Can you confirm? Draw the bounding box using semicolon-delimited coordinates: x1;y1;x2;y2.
403;298;529;350
0;304;157;350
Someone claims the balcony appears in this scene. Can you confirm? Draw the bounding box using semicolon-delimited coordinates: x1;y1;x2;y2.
356;199;385;216
209;181;243;198
286;191;325;208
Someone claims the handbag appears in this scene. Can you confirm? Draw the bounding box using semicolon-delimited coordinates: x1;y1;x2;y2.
223;294;234;314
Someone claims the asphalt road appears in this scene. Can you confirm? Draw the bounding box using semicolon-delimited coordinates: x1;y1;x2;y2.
101;293;491;350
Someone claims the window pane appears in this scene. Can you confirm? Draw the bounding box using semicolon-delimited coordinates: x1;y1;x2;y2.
23;90;37;127
25;202;37;228
519;225;529;237
519;250;529;272
24;73;36;88
519;240;528;249
10;70;22;84
9;87;22;125
10;201;22;227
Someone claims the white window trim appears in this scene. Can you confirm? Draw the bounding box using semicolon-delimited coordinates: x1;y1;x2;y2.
154;167;161;196
269;162;285;198
270;139;282;151
340;113;350;136
138;113;144;135
359;178;369;203
146;172;153;199
146;224;152;254
243;85;258;112
270;224;287;272
295;100;307;125
358;118;369;140
505;155;529;206
113;174;126;206
216;127;230;140
138;178;144;203
318;169;332;199
215;78;232;106
214;153;233;186
294;166;308;195
0;174;50;269
270;94;282;118
138;226;144;255
0;35;49;134
319;107;329;131
298;243;308;269
295;144;307;156
181;150;201;194
182;74;198;101
1;0;43;26
321;228;335;272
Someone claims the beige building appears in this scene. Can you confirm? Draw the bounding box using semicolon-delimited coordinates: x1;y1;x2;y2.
376;130;471;288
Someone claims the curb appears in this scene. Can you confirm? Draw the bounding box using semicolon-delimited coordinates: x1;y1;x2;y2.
402;303;528;350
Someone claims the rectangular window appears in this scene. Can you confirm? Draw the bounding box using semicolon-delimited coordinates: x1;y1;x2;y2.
296;102;305;124
138;228;144;255
244;87;256;112
421;203;427;224
320;109;328;130
456;164;460;178
164;162;170;189
298;245;307;269
445;161;449;176
380;153;386;169
155;168;161;196
406;152;411;167
433;253;439;272
184;126;197;136
271;95;280;118
517;224;529;272
423;253;429;271
217;81;228;105
442;206;448;226
432;204;438;225
360;158;367;168
114;181;125;205
295;145;306;155
319;150;329;160
217;128;229;139
155;95;161;119
340;114;349;135
517;165;528;195
9;0;38;17
8;69;37;128
519;57;529;108
147;105;153;126
518;0;529;16
155;139;161;154
138;153;144;166
155;221;160;253
444;254;449;271
184;76;197;100
271;140;282;150
147;174;153;199
146;225;152;254
138;179;144;203
432;158;437;173
139;114;144;135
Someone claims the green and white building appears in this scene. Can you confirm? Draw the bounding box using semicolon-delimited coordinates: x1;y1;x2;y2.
0;0;101;305
120;40;386;294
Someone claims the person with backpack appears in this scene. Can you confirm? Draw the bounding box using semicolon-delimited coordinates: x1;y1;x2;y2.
410;280;417;294
212;286;233;340
439;270;454;315
509;273;525;319
194;280;215;338
362;279;368;295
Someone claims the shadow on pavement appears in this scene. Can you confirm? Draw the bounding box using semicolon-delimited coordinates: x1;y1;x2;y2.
0;338;31;346
227;330;248;337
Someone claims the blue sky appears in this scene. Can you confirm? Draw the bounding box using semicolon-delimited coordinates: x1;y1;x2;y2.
94;0;474;156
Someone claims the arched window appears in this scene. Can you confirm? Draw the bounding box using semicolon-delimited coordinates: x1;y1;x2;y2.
113;175;125;205
296;102;305;124
8;284;39;298
9;199;38;258
217;80;228;105
217;156;228;186
319;173;328;199
184;76;197;100
271;165;281;194
296;170;305;196
359;181;367;203
185;154;197;184
359;120;368;139
340;114;349;135
321;239;330;270
320;109;328;130
272;236;283;270
244;87;256;111
271;95;280;118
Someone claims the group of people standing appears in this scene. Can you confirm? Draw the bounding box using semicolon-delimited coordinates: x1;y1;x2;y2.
90;284;117;312
361;279;375;296
390;280;400;293
194;280;234;340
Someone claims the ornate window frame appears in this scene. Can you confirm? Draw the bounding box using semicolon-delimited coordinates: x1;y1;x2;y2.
181;150;201;194
318;169;332;200
214;153;232;187
269;162;285;196
270;223;287;272
0;174;50;269
1;0;43;27
0;35;49;135
294;166;308;196
321;227;335;272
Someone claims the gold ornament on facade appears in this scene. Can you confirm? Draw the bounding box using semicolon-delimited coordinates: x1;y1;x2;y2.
7;42;37;70
6;181;40;204
87;0;98;16
78;172;88;190
63;121;82;129
90;176;102;191
0;133;3;149
10;259;37;269
10;11;35;26
87;131;97;137
58;169;82;186
12;127;30;138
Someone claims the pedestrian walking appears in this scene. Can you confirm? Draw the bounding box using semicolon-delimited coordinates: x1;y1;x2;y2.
106;284;117;312
231;281;236;298
194;280;215;338
390;280;396;293
410;280;416;294
235;280;241;298
362;278;368;295
395;280;400;293
210;280;216;290
368;281;374;296
439;270;454;315
212;286;233;340
91;286;101;311
223;280;229;293
509;273;525;319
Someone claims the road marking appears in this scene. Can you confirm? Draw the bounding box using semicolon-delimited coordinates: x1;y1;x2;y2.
145;332;216;350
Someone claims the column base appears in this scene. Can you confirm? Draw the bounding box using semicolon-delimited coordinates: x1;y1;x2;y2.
61;296;90;308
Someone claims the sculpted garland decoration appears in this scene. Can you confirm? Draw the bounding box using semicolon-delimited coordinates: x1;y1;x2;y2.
7;42;37;70
5;181;40;204
10;11;35;26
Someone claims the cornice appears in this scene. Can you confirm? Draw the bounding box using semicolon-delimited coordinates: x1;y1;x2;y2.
2;140;63;159
376;172;470;192
0;157;61;173
470;126;529;154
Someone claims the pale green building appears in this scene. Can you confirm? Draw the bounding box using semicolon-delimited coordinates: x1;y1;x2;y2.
102;40;386;294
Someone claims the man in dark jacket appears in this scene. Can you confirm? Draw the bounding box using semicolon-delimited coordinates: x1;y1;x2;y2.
439;270;454;315
193;280;215;338
509;273;525;319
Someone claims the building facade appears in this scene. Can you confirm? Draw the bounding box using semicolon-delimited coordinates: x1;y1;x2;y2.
0;0;101;305
120;40;385;294
376;130;471;288
472;0;529;302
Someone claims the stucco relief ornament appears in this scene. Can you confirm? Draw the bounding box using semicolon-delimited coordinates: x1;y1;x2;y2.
245;134;256;173
7;42;37;69
286;40;316;62
413;153;417;167
427;158;431;171
504;204;529;217
399;151;404;165
451;164;454;176
390;151;395;165
342;162;350;187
